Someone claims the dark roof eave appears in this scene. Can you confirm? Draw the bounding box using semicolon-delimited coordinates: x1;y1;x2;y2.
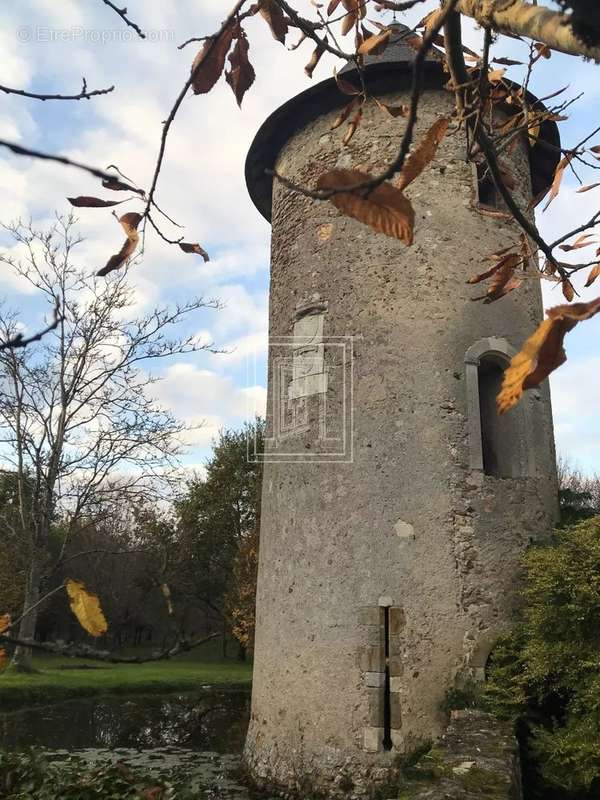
245;60;560;222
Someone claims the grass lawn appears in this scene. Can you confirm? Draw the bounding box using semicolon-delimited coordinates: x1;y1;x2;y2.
0;639;252;710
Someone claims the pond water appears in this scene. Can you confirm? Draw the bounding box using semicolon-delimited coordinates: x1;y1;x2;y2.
0;686;274;798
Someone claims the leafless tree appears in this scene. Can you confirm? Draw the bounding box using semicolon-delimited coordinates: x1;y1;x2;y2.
0;215;218;670
2;1;600;412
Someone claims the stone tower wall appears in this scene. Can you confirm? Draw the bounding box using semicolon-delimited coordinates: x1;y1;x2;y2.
244;86;558;795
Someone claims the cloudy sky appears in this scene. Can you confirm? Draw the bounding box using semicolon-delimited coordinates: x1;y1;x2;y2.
1;0;599;473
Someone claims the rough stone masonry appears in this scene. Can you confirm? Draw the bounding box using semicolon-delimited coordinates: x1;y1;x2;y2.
243;24;559;797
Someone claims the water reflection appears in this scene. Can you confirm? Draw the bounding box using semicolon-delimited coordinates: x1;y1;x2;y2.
0;688;251;752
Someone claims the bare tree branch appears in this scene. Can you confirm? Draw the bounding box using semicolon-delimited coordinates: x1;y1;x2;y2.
0;632;220;663
0;140;117;183
0;78;114;102
99;0;145;39
456;0;600;62
0;299;63;352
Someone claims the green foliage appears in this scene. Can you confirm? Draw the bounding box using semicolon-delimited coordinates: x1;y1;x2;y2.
175;419;264;633
441;677;482;714
484;516;600;797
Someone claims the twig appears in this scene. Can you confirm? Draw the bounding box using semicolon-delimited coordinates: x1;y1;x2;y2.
443;9;565;279
0;140;118;183
0;631;221;663
0;78;114;101
144;0;249;215
100;0;145;39
0;299;63;351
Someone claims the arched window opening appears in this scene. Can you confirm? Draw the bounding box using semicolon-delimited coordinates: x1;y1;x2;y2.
478;356;516;478
475;161;498;208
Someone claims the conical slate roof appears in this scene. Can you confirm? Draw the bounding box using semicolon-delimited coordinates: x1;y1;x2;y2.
245;23;560;222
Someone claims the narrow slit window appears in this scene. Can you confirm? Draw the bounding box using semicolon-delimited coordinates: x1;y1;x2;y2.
382;606;393;751
478;357;518;478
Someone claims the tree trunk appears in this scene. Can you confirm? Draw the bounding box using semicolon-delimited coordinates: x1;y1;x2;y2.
10;560;42;672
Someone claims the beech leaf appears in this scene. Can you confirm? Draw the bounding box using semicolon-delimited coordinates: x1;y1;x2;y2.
179;242;209;262
543;153;574;211
102;178;145;197
68;196;129;208
577;183;600;194
0;614;10;634
305;38;328;78
497;298;600;413
258;0;288;44
374;98;409;118
317;169;414;245
397;117;450;191
191;23;236;95
358;29;391;55
97;212;142;277
331;97;358;130
342;106;363;145
65;578;108;637
226;28;255;107
585;264;600;288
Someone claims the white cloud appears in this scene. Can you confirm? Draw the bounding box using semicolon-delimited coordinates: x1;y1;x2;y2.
151;362;266;451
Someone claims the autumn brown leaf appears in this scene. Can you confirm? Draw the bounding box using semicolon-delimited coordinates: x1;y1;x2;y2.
0;649;6;672
497;298;600;413
373;97;409;118
226;28;255;107
331;97;359;130
562;279;575;302
0;614;10;634
333;68;361;96
102;178;145;197
317;169;414;244
327;0;342;14
258;0;288;44
65;578;108;637
68;196;130;208
469;253;523;302
585;264;600;287
179;242;209;261
305;38;328;78
97;212;142;277
191;23;236;95
396;117;450;191
559;233;596;252
543;152;574;211
342;106;363;145
358;29;391;55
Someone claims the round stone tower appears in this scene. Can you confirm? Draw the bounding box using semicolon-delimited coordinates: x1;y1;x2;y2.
244;25;560;795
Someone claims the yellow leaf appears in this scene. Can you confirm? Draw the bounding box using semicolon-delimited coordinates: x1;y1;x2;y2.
317;169;414;244
160;583;174;616
497;298;600;413
65;579;108;638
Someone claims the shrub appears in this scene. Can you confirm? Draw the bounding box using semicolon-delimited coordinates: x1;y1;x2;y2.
484;516;600;798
